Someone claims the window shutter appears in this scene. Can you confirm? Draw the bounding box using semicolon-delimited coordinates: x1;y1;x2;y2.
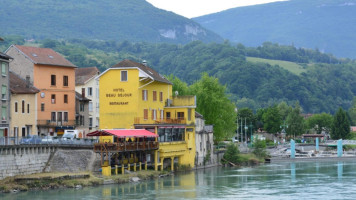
153;91;157;101
142;90;144;100
144;109;148;120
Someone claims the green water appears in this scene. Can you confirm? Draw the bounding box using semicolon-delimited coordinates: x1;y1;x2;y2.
2;161;356;199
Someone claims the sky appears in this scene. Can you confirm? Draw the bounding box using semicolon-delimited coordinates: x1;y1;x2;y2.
146;0;287;18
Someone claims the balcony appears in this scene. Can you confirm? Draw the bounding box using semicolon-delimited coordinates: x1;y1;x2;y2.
166;95;196;107
93;141;159;153
37;120;76;127
134;117;186;125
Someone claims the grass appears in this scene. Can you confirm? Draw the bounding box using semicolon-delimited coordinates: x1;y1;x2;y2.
0;170;168;193
246;57;307;75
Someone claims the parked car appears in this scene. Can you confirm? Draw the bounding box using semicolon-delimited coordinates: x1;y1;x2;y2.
20;135;42;144
42;136;59;144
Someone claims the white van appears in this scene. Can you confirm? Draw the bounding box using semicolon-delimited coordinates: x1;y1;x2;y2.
62;130;82;140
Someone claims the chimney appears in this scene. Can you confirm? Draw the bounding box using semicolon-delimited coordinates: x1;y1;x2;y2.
81;88;85;98
142;60;147;66
26;76;30;88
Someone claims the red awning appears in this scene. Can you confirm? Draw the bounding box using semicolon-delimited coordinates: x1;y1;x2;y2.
87;129;158;138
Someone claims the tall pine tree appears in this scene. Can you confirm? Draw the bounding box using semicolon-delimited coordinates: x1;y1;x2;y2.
331;107;351;139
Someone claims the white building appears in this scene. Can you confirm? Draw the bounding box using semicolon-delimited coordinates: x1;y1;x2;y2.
195;112;214;168
75;67;100;131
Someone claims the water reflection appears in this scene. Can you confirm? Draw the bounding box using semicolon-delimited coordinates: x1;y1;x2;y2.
2;162;356;199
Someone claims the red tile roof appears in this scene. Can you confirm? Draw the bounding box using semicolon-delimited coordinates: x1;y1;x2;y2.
112;59;172;84
13;45;76;68
75;67;100;85
9;71;40;94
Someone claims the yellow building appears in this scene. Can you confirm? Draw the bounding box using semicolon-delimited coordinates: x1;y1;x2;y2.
97;60;196;170
9;71;40;138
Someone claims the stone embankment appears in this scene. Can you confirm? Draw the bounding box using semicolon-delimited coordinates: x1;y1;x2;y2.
0;145;99;180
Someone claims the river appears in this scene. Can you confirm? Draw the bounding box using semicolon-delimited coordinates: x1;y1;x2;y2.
2;161;356;199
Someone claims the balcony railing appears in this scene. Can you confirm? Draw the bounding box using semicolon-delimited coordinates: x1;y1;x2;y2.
93;141;159;153
134;117;186;125
37;120;76;126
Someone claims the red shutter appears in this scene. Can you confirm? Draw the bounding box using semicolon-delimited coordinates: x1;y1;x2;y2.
142;90;145;100
160;92;163;102
153;91;157;101
144;109;148;120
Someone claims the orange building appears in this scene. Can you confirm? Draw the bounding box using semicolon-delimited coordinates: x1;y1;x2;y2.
6;45;77;136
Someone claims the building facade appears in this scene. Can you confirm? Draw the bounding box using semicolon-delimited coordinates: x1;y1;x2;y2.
195;112;214;168
98;59;196;170
6;45;76;136
9;71;40;138
75;91;91;137
0;51;12;137
75;67;100;131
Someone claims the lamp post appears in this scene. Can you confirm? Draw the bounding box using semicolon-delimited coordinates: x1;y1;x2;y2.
244;118;248;145
250;122;253;146
280;120;288;143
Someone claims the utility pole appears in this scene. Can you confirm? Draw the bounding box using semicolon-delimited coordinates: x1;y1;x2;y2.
244;118;247;145
241;117;243;143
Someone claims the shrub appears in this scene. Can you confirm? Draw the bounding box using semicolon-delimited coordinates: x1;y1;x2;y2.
253;140;268;158
222;143;240;164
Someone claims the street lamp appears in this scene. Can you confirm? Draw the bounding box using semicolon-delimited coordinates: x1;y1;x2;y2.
280;120;288;142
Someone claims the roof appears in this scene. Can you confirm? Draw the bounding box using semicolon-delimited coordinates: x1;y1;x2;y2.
9;71;40;94
75;91;91;101
0;51;12;60
351;126;356;132
195;111;203;118
112;59;172;84
11;45;76;68
87;129;158;138
75;67;100;85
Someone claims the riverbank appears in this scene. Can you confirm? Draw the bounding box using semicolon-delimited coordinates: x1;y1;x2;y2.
0;170;171;193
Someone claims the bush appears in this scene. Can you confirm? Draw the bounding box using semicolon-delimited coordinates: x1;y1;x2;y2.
222;143;240;164
253;140;268;158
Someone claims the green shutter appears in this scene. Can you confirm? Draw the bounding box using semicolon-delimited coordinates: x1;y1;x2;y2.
2;85;6;95
1;63;5;75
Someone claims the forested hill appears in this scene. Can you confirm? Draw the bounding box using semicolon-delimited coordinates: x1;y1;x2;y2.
0;0;222;44
2;38;354;114
194;0;356;59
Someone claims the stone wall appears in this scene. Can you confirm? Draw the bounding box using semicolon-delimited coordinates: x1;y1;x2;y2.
0;146;55;180
0;146;100;180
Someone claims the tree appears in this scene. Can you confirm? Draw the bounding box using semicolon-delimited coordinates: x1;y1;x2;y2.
286;103;305;138
348;97;356;126
253;140;267;158
222;143;240;164
306;113;333;134
166;74;190;96
331;107;351;139
191;73;236;141
262;105;282;134
277;101;292;121
237;107;255;139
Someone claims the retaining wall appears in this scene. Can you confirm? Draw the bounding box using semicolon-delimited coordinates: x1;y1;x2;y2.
0;145;99;180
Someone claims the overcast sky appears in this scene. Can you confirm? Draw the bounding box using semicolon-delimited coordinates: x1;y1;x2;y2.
146;0;287;18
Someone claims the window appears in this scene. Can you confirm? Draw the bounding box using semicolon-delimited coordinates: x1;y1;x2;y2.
89;118;93;127
142;90;148;101
160;110;164;120
63;75;68;86
188;108;191;121
80;102;84;112
22;100;25;113
1;106;6;121
51;94;56;104
1;62;6;76
178;112;184;120
22;127;26;137
152;109;157;120
88;87;93;96
41;103;45;112
153;91;157;101
64;94;68;103
89;102;93;112
27;104;30;113
64;112;68;122
159;92;163;102
57;112;62;122
15;102;18;113
1;85;7;99
51;75;56;86
143;109;148;120
121;70;127;81
51;112;56;121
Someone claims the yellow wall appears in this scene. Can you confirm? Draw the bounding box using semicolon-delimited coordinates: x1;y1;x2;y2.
99;66;196;169
10;93;38;137
33;64;76;121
